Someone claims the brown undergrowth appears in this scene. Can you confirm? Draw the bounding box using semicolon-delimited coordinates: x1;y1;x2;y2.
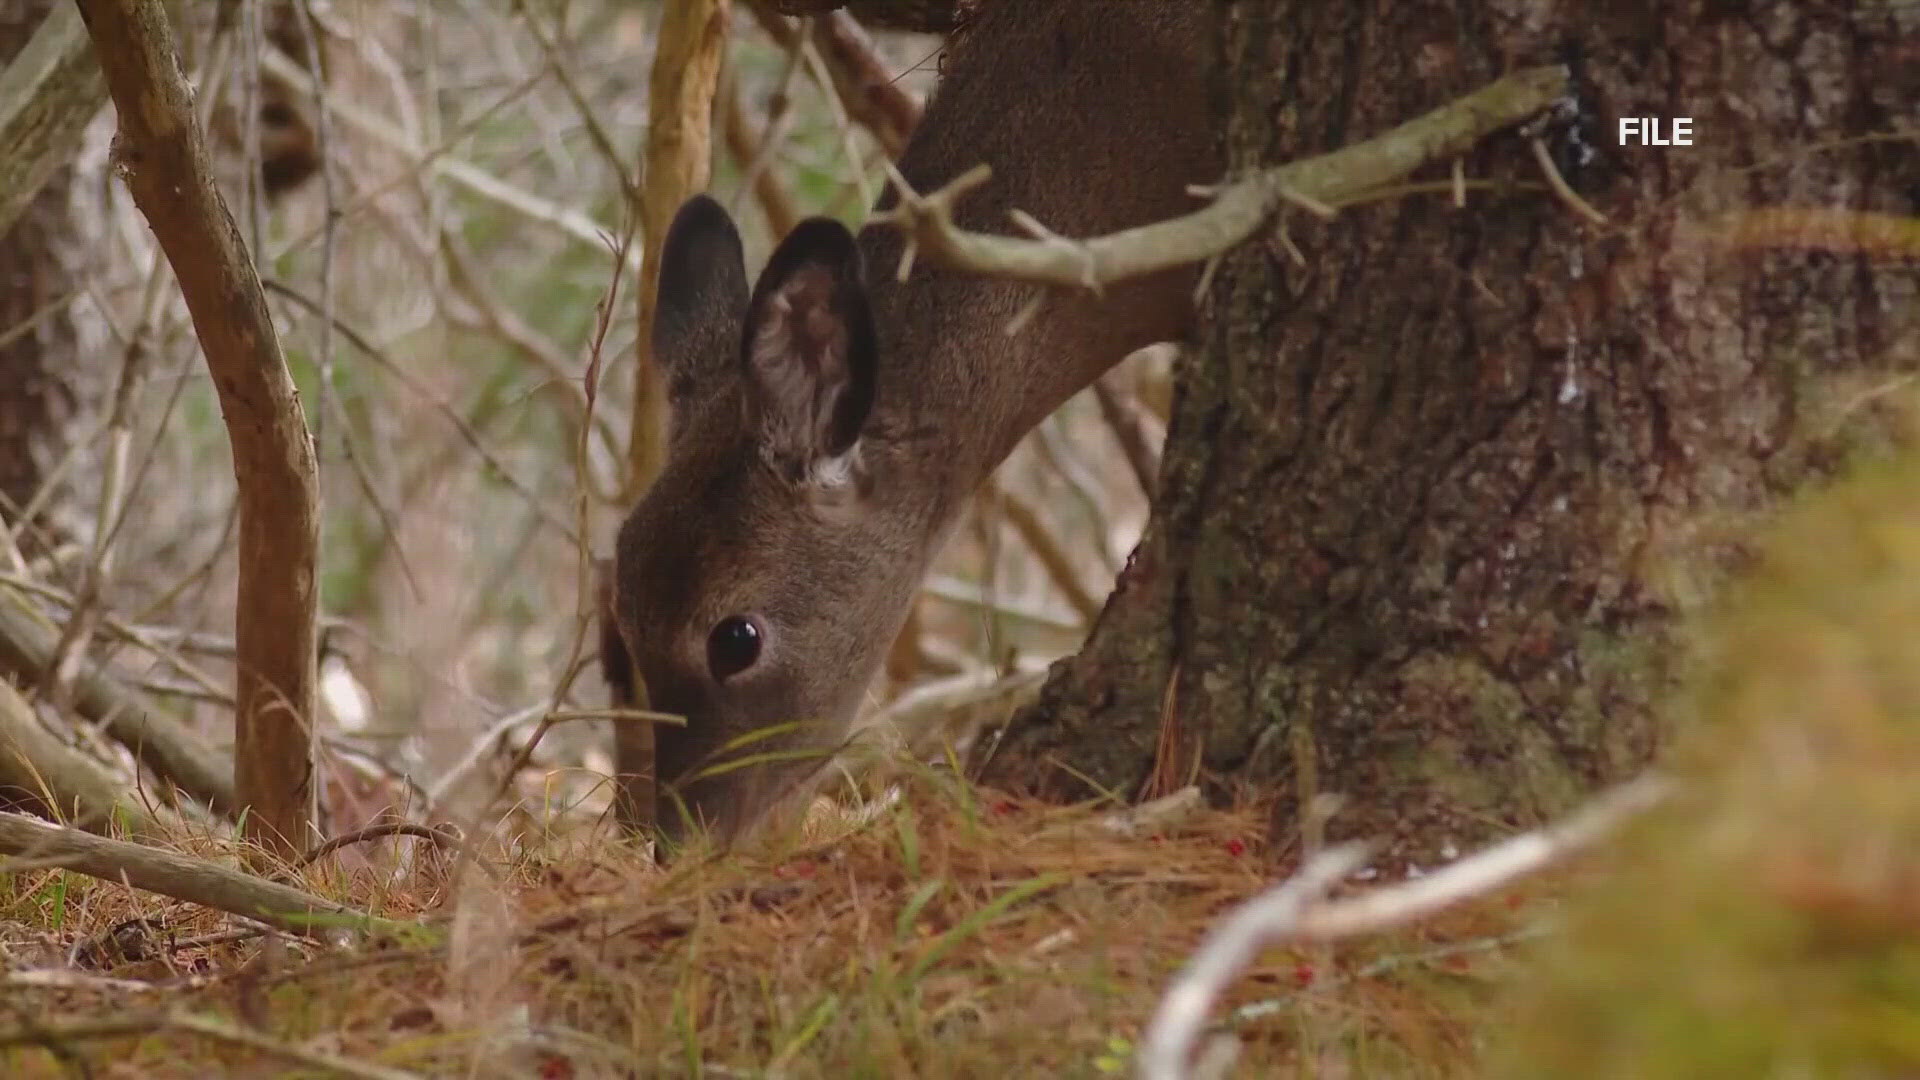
0;771;1563;1078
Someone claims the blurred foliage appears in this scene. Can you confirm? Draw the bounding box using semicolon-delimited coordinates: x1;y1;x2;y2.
1489;415;1920;1077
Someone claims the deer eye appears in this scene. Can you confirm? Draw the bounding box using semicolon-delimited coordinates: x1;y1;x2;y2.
706;616;764;681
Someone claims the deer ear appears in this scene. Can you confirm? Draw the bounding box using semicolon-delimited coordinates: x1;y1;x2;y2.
740;217;877;482
654;195;749;395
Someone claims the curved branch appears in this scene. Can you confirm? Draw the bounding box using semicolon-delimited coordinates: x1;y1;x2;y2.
0;1010;422;1080
76;0;321;858
876;65;1573;292
1136;776;1672;1080
292;821;456;872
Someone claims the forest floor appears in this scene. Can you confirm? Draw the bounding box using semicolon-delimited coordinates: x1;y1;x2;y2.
0;773;1565;1078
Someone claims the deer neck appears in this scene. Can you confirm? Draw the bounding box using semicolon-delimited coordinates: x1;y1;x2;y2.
850;0;1213;526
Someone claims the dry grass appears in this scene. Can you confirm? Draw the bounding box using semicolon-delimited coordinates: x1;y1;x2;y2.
0;770;1564;1078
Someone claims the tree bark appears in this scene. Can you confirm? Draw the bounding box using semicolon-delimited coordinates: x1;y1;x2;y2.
0;4;104;240
979;0;1920;866
0;2;101;533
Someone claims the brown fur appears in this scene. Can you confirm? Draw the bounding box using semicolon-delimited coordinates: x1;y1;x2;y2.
607;0;1217;844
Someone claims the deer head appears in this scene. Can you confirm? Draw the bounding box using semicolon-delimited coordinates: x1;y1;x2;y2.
607;0;1214;845
610;195;935;843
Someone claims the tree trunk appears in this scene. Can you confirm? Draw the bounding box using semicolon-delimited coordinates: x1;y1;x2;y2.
978;0;1920;866
0;3;90;539
0;178;79;533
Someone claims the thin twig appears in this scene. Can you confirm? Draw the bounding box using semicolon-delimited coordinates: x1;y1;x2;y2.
511;0;639;206
422;701;548;812
1091;374;1161;499
721;66;800;236
984;477;1103;623
734;6;812;226
0;588;235;813
810;9;923;156
1290;775;1673;941
1029;417;1119;572
798;28;875;212
261;278;581;548
294;0;340;465
41;251;157;710
256;46;632;270
293;822;457;871
1137;845;1372;1080
1529;136;1609;227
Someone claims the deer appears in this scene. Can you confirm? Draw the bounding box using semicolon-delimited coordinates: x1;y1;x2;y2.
604;0;1216;845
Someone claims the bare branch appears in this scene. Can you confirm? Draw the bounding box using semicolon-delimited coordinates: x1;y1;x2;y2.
0;589;234;813
1529;136;1610;226
628;0;731;495
1290;775;1674;942
254;46;638;271
0;811;409;940
983;476;1103;623
1136;775;1673;1080
721;68;800;236
292;821;456;872
0;678;162;836
77;0;321;858
747;2;925;159
1136;845;1371;1080
261;278;581;547
877;65;1572;291
1091;374;1161;499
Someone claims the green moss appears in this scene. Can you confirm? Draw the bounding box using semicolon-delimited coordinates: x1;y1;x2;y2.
1490;451;1920;1077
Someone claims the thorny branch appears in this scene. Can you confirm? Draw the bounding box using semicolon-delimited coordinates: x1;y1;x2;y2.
876;65;1573;292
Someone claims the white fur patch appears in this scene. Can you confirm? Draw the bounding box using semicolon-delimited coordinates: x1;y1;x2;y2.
808;442;862;490
749;291;800;376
